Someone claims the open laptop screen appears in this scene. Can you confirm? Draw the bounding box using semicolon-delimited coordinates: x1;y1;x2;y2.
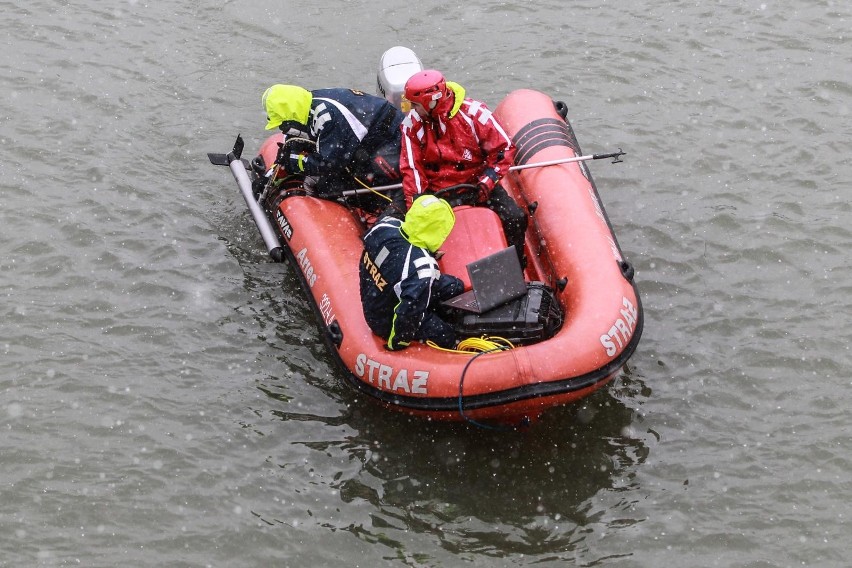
442;246;527;313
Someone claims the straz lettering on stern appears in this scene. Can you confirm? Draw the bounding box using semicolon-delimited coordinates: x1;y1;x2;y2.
275;210;293;240
355;354;429;394
295;247;318;287
600;296;639;357
361;250;387;291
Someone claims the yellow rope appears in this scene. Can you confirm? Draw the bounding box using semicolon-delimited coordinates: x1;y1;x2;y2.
351;173;393;202
427;335;515;354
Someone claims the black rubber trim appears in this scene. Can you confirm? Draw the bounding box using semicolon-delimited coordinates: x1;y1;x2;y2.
512;118;579;166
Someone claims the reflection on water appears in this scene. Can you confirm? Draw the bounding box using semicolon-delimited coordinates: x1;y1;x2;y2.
253;349;652;562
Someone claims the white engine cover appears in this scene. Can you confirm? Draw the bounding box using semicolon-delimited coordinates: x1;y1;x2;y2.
376;46;423;113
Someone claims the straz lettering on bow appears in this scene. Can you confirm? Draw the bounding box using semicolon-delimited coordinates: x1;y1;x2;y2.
600;296;639;356
354;354;429;394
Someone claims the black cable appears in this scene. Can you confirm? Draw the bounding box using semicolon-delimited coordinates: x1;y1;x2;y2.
457;346;523;431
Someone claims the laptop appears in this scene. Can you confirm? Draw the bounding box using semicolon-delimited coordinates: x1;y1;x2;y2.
442;246;528;314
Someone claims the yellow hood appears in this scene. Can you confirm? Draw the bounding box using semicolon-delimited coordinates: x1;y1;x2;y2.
446;81;465;118
262;84;312;130
401;195;456;252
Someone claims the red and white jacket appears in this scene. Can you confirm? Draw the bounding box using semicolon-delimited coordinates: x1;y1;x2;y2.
399;82;515;208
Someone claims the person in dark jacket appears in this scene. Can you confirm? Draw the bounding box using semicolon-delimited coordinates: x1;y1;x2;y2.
262;84;405;213
359;195;463;350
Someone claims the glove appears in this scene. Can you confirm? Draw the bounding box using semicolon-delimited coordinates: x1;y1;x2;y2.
282;136;316;155
290;153;308;174
476;182;492;203
276;150;308;174
275;138;314;174
477;168;499;201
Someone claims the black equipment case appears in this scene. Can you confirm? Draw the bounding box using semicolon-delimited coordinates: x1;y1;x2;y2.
451;282;563;346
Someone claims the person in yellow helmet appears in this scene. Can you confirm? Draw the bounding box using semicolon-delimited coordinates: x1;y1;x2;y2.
359;195;463;350
262;84;405;213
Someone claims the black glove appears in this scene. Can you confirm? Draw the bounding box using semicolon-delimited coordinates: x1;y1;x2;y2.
282;137;316;156
275;138;315;174
284;153;307;175
477;168;499;201
275;148;306;174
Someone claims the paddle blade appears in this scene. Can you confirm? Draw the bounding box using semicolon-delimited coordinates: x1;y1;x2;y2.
207;153;229;166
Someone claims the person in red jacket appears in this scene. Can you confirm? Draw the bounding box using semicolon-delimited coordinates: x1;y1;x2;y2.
399;69;528;265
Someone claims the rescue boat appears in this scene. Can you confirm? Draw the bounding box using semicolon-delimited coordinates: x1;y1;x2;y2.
208;48;643;426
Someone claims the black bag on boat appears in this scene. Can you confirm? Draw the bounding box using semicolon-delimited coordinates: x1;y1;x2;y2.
450;282;563;346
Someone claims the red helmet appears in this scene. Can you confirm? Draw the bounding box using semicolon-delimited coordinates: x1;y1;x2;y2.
404;70;447;112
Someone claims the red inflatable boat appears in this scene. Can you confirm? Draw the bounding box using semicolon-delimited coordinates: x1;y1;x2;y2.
209;56;642;426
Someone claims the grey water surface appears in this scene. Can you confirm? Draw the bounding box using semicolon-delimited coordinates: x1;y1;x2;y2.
1;0;850;566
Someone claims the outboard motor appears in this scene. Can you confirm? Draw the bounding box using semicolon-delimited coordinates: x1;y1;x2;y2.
376;46;423;113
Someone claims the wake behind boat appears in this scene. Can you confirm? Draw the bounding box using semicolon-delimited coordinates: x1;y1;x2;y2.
208;47;643;426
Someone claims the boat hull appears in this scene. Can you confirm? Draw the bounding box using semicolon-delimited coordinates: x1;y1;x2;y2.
241;89;643;425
